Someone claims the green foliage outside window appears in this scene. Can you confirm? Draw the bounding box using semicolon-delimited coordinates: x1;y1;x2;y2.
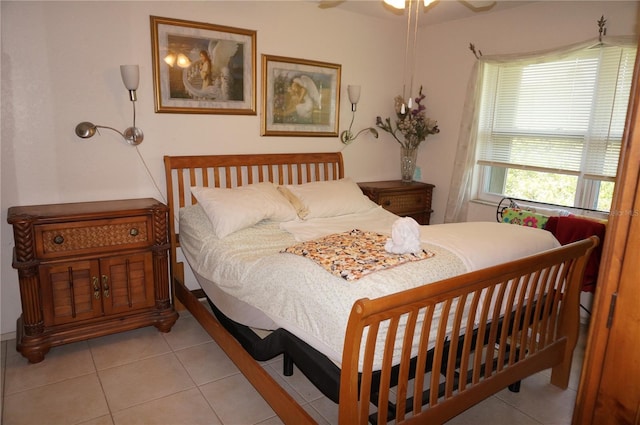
502;168;614;212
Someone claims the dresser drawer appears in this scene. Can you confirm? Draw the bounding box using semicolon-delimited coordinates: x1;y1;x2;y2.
358;180;434;225
378;191;428;215
35;216;151;258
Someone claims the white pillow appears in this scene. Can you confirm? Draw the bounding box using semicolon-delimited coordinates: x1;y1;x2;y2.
191;183;296;238
284;178;377;219
252;182;298;222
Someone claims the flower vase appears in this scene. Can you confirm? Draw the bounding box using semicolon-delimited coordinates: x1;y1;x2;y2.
400;147;418;182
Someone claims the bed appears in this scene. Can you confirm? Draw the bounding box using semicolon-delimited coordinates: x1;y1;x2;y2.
163;152;597;424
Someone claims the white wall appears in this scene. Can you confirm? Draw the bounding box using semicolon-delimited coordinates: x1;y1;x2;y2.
0;0;406;337
1;1;638;336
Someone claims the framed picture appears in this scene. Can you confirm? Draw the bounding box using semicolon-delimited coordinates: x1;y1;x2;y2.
150;16;256;114
262;55;341;137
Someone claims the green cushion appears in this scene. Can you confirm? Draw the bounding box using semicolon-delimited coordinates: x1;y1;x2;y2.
502;208;549;229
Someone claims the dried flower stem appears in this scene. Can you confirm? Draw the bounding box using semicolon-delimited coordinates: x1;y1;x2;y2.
375;86;440;150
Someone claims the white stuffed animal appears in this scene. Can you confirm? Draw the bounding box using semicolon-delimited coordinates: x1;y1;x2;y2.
384;217;422;254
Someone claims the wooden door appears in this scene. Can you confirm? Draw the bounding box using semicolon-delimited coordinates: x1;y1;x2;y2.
100;252;155;315
590;210;640;424
573;40;640;425
39;260;102;325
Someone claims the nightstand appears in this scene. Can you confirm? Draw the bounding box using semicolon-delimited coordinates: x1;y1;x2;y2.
358;180;434;225
7;198;179;363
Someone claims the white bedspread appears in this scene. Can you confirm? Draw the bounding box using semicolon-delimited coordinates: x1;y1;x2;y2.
280;206;561;271
179;205;560;368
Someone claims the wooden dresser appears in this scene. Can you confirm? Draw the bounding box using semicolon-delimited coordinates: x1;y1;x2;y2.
358;180;435;225
7;198;179;363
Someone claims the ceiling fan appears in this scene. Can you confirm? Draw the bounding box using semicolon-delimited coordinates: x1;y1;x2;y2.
313;0;498;110
315;0;497;12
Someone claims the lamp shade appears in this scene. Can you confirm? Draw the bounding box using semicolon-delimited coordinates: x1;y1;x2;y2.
120;65;139;91
347;85;361;104
176;54;191;68
384;0;406;9
164;53;177;67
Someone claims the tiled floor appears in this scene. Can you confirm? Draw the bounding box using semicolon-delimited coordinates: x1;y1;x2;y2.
1;308;587;425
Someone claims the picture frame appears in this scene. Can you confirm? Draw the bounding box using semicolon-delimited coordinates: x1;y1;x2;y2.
150;16;256;115
261;55;341;137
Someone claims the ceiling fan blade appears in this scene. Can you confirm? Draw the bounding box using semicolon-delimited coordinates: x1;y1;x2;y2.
314;0;347;9
459;0;497;11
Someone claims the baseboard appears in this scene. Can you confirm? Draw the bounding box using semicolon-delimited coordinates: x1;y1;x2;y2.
1;332;16;342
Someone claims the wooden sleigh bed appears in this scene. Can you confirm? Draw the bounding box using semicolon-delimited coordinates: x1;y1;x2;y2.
163;151;598;424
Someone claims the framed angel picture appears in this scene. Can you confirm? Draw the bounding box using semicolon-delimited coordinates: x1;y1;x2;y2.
261;55;341;137
150;16;256;114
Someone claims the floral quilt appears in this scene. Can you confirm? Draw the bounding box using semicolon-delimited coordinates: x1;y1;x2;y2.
281;229;435;281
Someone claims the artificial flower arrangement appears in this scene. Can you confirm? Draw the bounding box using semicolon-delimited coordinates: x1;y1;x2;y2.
375;86;440;149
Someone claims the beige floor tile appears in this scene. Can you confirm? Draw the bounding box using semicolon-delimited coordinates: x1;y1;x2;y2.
174;341;239;386
265;362;325;403
308;396;340;425
256;400;333;425
199;373;277;425
162;315;214;351
262;363;307;406
495;372;577;424
256;414;287;425
3;373;109;425
111;388;220;425
4;340;95;394
89;326;172;370
445;395;541;424
0;313;590;425
77;414;115;425
99;352;195;412
3;339;20;360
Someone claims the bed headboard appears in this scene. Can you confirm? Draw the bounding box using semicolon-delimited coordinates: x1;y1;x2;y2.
163;152;344;288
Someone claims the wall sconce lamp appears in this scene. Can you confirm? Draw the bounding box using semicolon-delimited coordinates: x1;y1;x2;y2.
75;65;144;146
340;85;379;145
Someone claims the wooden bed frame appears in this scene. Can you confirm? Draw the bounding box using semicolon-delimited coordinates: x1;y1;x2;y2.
163;152;598;424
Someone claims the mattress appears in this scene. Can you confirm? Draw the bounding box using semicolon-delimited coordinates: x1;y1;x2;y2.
179;205;561;368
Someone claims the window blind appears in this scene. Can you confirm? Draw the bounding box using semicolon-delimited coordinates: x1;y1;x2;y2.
476;44;637;181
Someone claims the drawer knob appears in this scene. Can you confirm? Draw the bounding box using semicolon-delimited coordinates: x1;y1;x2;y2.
53;235;64;245
383;200;391;206
129;228;139;237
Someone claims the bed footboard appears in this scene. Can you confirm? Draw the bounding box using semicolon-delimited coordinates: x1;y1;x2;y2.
339;236;598;425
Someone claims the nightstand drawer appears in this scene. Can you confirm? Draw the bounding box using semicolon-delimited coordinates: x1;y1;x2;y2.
35;216;151;258
358;180;434;225
378;192;428;214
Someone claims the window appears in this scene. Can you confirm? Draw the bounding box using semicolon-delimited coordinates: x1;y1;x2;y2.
475;43;636;212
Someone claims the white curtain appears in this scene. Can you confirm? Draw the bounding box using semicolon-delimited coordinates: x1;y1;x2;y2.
444;35;636;223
